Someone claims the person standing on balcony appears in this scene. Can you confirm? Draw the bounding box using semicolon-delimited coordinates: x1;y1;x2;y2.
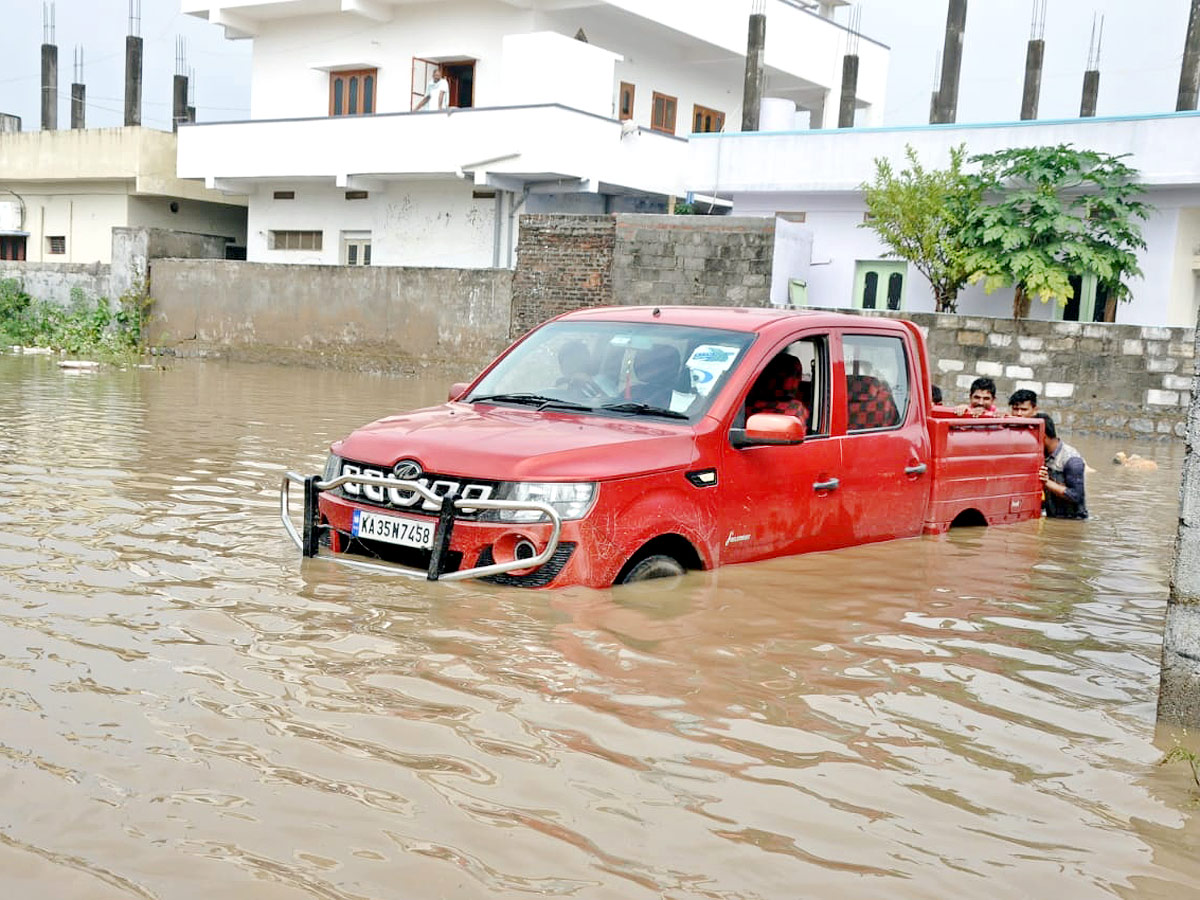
415;67;449;111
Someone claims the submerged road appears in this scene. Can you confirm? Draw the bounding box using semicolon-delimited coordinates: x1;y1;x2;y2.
0;355;1196;900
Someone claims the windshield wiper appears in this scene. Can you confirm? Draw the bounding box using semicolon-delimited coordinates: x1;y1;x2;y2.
471;393;593;412
599;401;688;420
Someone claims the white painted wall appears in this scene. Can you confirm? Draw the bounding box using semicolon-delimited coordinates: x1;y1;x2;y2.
248;178;498;268
180;106;689;198
689;113;1200;193
20;186;128;264
693;114;1200;326
127;196;248;248
734;188;1190;325
500;33;620;118
247;0;529;120
193;0;888;124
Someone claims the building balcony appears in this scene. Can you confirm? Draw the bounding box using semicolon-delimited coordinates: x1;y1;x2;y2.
178;103;689;200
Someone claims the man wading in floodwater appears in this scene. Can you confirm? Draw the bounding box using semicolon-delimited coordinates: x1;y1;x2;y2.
1035;412;1088;519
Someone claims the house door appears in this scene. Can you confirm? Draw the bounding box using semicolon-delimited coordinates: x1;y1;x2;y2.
411;57;475;109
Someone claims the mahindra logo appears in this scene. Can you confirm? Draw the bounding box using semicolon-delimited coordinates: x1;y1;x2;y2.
341;459;494;513
393;459;422;481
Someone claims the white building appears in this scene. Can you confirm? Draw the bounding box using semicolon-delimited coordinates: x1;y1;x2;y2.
0;127;247;264
179;0;889;268
688;111;1200;328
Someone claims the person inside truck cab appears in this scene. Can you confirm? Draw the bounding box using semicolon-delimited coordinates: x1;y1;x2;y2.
555;339;603;399
746;352;808;423
956;377;999;417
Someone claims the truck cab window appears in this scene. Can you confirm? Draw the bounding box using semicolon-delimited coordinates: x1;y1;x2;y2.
743;335;828;436
843;334;909;432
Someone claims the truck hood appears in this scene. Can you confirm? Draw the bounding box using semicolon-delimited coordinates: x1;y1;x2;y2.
334;402;700;480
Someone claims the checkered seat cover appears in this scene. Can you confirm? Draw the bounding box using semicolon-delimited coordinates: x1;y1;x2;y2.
747;355;809;421
846;374;899;430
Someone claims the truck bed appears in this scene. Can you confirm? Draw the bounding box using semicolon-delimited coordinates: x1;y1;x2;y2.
923;408;1044;534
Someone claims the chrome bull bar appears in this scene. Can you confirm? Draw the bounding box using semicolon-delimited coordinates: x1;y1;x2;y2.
280;471;563;582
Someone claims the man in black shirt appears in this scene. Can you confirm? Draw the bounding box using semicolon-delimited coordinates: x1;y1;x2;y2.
1034;412;1088;519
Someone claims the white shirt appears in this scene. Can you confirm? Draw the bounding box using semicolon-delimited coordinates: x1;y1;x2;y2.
425;76;449;110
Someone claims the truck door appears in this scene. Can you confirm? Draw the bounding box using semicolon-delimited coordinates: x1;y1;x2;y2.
834;330;930;543
717;332;844;565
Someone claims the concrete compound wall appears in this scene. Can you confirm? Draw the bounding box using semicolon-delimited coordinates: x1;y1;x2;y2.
148;259;512;371
836;308;1196;439
0;228;229;305
510;213;774;338
0;261;111;305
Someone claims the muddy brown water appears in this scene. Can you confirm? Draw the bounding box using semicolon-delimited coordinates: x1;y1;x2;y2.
1;354;1198;900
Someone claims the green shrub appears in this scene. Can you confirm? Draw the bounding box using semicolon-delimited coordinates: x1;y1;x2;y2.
0;280;148;360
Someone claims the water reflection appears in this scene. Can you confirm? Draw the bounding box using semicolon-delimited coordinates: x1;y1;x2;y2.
0;355;1195;899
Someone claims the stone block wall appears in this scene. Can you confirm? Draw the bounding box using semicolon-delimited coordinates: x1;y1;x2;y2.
510;213;775;338
836;308;1196;439
612;214;775;308
510;215;614;339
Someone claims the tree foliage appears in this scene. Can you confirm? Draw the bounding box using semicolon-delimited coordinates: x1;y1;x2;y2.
963;144;1151;318
861;144;980;313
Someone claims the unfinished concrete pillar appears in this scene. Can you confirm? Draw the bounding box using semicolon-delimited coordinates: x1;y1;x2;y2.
838;54;859;128
1080;69;1100;117
1159;326;1200;728
70;82;85;129
124;34;142;126
741;10;766;132
172;74;188;131
41;43;58;130
1021;39;1044;120
1179;0;1200;111
931;0;967;124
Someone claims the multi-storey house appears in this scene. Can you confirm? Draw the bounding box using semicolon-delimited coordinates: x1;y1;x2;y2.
179;0;888;267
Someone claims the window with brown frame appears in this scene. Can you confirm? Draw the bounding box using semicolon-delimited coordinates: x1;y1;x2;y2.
618;82;635;120
273;190;295;200
269;230;323;251
692;104;725;133
329;68;377;117
47;235;66;255
650;91;677;134
0;235;26;261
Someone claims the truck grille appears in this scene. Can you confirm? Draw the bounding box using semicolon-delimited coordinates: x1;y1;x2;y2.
337;457;501;520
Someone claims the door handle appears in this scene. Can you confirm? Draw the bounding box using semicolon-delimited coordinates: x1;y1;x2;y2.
812;478;840;492
904;463;928;476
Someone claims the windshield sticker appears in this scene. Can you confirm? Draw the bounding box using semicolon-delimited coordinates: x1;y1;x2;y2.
687;344;740;396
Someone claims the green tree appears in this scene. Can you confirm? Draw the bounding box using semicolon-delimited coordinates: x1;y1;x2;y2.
964;144;1151;318
861;144;979;313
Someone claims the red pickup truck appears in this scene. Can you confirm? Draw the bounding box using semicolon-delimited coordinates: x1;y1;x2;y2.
281;306;1044;587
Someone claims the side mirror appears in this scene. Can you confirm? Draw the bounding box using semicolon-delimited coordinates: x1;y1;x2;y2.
448;382;470;401
731;413;807;448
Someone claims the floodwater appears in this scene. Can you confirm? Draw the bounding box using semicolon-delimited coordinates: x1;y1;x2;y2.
1;354;1198;900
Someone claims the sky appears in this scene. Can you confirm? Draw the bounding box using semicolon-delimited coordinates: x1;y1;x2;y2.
0;0;1192;130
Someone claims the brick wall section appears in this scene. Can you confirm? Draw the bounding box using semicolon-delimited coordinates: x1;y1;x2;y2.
510;213;776;338
511;215;614;339
612;214;775;308
828;308;1197;440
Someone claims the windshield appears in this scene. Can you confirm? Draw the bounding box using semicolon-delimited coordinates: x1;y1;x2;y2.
466;321;755;421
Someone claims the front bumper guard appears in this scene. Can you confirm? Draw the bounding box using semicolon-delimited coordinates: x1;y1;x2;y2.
280;471;563;582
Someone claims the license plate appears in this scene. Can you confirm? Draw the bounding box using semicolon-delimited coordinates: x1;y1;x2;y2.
351;509;435;549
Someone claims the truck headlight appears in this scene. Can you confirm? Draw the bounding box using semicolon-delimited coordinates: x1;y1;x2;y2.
490;482;596;522
322;453;343;484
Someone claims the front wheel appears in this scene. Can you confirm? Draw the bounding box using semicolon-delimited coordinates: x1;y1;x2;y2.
618;554;685;584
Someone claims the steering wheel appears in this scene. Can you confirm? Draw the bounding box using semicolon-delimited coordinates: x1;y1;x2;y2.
556;373;604;400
